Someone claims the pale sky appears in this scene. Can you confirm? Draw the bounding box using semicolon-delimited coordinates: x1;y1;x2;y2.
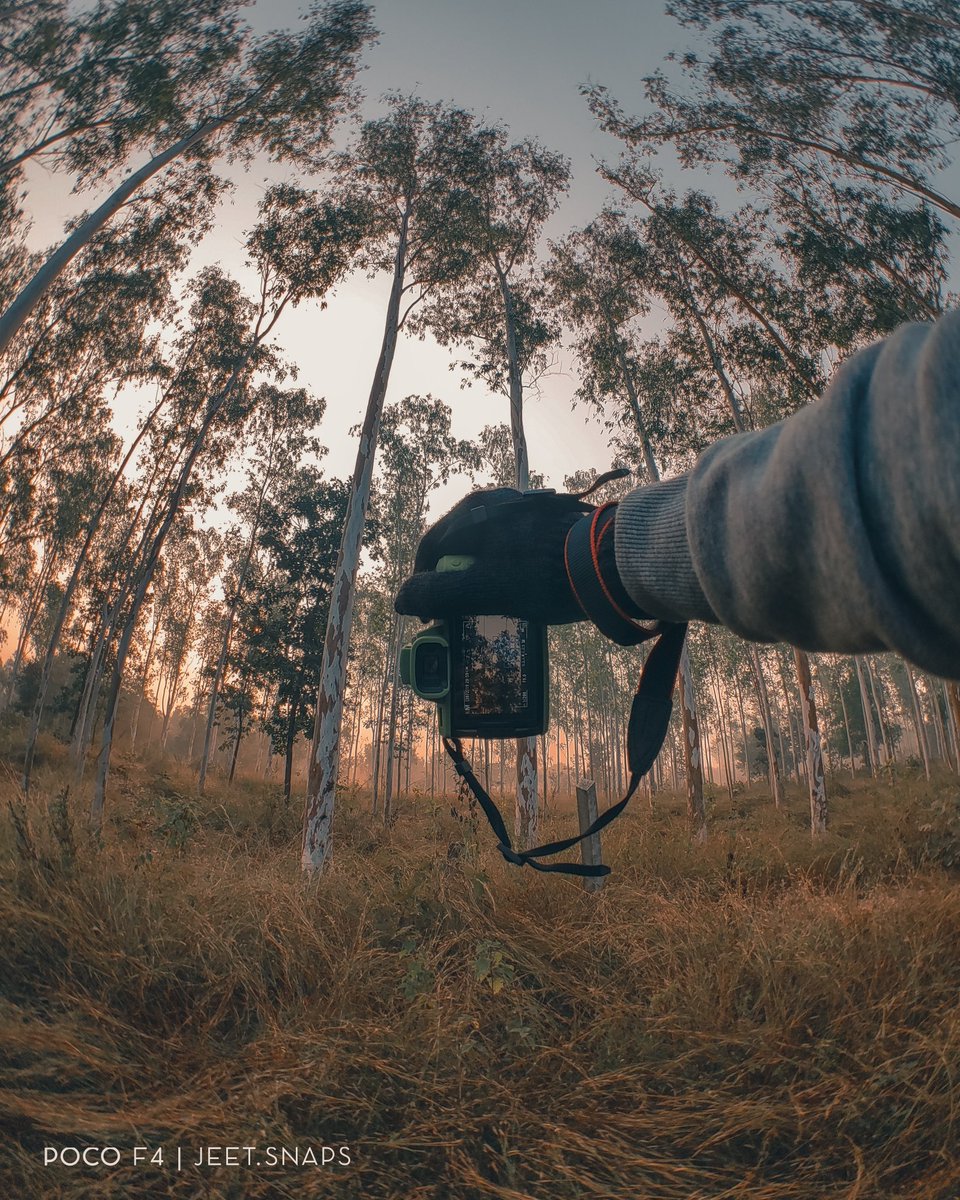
206;0;697;511
25;0;698;517
26;2;955;523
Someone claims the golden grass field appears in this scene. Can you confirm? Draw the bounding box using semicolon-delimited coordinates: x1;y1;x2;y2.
2;734;960;1199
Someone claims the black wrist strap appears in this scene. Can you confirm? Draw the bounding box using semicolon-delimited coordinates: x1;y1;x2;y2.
442;621;687;878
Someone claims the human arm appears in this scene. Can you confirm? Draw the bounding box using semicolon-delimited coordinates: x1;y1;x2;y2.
615;309;960;677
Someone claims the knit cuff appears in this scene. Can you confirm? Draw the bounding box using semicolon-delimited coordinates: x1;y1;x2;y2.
614;474;717;624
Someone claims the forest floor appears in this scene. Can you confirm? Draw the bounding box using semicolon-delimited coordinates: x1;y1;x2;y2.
2;732;960;1199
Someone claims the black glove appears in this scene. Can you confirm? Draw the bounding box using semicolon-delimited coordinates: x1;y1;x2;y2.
394;483;654;637
394;487;592;624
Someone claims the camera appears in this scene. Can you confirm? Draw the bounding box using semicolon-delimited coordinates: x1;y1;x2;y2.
398;556;548;738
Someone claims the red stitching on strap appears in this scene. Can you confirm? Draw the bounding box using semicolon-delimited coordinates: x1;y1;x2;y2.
590;503;645;627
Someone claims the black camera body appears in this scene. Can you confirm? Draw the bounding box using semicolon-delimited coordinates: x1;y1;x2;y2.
398;556;549;739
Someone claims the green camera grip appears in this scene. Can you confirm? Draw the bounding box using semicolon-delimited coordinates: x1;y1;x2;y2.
436;554;475;573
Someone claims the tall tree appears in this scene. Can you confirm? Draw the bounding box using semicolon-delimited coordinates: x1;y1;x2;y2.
196;383;327;793
611;0;960;222
14;174;226;791
303;97;488;873
368;394;478;822
253;468;348;798
413;118;570;848
0;0;374;357
547;219;707;834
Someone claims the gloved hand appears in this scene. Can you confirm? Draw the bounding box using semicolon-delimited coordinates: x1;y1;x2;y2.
394;487;593;624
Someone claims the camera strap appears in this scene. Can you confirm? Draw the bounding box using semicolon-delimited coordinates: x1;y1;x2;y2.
441;620;687;878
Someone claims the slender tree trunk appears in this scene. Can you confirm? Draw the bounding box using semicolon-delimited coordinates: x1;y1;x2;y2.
794;648;827;834
228;685;246;785
72;418;199;774
733;674;751;783
371;613;402;814
348;671;365;790
494;258;538;849
90;363;247;831
925;675;948;765
72;602;119;776
0;120;225;359
775;653;802;784
197;459;275;793
21;389;172;790
302;205;410;873
187;642;214;763
905;663;931;779
678;651;706;834
750;646;783;807
382;627;405;825
283;693;301;801
867;657;893;764
835;668;855;779
945;682;960;773
1;553;55;711
160;645;186;750
854;656;879;774
130;601;165;749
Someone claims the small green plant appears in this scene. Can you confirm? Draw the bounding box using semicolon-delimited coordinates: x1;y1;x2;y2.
473;939;515;995
398;934;435;1000
47;786;75;872
915;790;960;870
155;798;199;852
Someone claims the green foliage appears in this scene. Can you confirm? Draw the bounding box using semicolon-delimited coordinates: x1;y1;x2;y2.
905;788;960;871
473;938;515;995
397;933;436;1000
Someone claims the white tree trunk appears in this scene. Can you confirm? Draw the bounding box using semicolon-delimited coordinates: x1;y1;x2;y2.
751;646;783;807
854;656;879;775
905;663;931;779
794;648;827;834
494;260;539;849
302;207;410;873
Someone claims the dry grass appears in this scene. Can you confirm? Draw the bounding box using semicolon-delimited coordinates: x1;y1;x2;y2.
1;741;960;1199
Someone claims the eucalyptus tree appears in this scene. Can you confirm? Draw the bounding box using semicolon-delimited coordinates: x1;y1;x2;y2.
196;381;328;794
583;1;958;809
14;180;227;790
1;430;117;712
83;267;281;825
599;163;946;820
563;192;833;822
474;423;546;490
154;525;220;752
248;467;349;799
0;179;206;549
548;220;707;833
303;96;494;873
80;175;364;819
406;119;569;847
629;194;824;821
0;0;374;358
369;394;478;821
593;0;960;223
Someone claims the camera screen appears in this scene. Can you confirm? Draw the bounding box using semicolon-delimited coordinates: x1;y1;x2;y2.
459;616;529;716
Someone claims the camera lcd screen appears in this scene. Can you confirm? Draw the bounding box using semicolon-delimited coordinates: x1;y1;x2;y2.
459;616;529;716
443;615;547;738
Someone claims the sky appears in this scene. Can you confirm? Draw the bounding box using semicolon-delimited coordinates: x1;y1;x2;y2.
26;0;701;516
216;0;700;511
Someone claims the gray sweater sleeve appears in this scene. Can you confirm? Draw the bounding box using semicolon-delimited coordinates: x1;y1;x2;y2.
614;308;960;678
